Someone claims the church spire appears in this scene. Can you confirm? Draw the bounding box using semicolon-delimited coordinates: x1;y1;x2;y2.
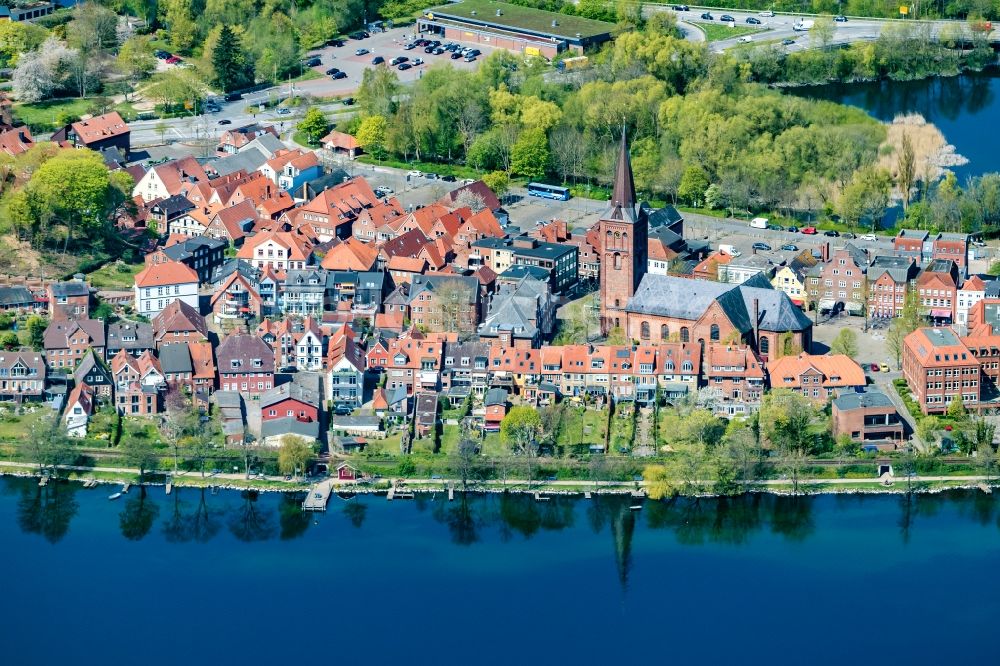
611;124;636;209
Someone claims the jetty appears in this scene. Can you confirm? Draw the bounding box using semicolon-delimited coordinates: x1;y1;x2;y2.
82;478;98;488
302;479;335;511
121;483;131;494
979;483;993;494
448;483;454;501
165;482;172;495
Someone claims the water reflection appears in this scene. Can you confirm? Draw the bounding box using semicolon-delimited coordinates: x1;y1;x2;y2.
228;490;275;542
162;487;222;543
119;487;160;541
16;480;78;544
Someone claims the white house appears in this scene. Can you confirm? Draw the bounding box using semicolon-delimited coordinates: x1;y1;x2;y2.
956;275;987;335
132;157;207;203
133;260;200;318
167;208;213;237
327;326;366;407
64;382;94;438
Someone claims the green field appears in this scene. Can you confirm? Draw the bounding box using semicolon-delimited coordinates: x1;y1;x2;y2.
87;260;145;290
429;0;613;39
698;23;766;42
14;98;138;133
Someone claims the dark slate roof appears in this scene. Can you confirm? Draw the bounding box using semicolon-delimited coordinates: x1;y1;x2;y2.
261;381;320;409
499;265;550;282
214;390;244;410
986;281;1000;298
510;238;576;260
0;286;33;307
107;321;154;351
49;281;90;298
485;388;508;406
159;343;193;374
300;169;351;200
153;194;195;217
647;204;683;229
162;236;225;263
210;259;260;285
843;243;869;269
216;333;274;373
261;416;320;440
408;274;478;303
72;350;110;384
868;255;917;283
833;390;895;411
626;274;812;333
444;340;490;363
330;415;381;429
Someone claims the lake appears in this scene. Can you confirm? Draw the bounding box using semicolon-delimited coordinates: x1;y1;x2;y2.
2;478;1000;664
794;70;1000;182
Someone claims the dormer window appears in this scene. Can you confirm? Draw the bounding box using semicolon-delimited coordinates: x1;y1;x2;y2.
231;359;241;369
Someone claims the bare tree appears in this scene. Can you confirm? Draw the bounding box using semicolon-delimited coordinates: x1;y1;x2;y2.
456;100;486;161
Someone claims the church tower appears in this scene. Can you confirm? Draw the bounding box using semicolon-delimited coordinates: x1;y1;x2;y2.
598;128;647;336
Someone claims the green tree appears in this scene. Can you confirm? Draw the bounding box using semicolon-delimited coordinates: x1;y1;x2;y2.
0;331;18;349
678;165;709;206
298;107;329;146
356;114;388;160
121;433;158;483
830;328;859;357
500;406;542;484
26;315;47;350
357;64;400;118
211;25;253;93
482;170;510;199
117;35;156;100
278;436;312;479
947;395;967;420
759;389;816;454
897;131;916;210
510;127;550;180
839;165;893;230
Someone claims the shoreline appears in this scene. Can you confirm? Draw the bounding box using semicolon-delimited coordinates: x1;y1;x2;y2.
2;465;994;500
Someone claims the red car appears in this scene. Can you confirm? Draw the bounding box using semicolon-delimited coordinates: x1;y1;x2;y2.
870;363;880;372
801;226;817;235
166;55;182;64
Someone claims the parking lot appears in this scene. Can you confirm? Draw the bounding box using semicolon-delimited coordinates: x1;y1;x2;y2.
296;27;497;98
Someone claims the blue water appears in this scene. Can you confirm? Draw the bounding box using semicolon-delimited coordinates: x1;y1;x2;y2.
2;478;999;664
794;70;1000;182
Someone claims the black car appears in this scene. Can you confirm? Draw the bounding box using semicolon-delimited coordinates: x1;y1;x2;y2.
445;43;460;51
834;15;848;22
781;38;795;45
672;5;690;10
303;57;321;67
746;17;761;24
154;50;170;59
424;45;436;53
349;31;366;40
824;230;840;237
450;51;463;59
390;56;407;65
325;67;340;75
217;119;232;125
333;405;353;416
341;97;355;106
327;39;345;47
372;56;385;65
700;12;713;19
721;14;735;22
433;46;445;54
332;71;347;79
752;242;771;251
767;223;783;231
398;62;412;71
441;174;456;182
781;244;799;251
786;225;799;233
223;92;242;102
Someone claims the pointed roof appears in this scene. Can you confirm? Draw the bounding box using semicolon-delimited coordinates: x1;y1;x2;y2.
604;126;639;223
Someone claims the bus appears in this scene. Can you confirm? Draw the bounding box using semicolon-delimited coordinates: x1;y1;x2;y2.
526;182;571;201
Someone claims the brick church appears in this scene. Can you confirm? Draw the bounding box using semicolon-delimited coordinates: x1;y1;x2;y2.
598;131;812;360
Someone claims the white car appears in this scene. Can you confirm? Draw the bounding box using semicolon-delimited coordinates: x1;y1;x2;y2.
759;10;775;17
407;170;422;178
277;107;291;115
859;233;877;241
737;35;753;43
460;178;475;185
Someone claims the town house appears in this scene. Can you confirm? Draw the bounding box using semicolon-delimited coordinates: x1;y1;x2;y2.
43;318;105;369
216;332;275;397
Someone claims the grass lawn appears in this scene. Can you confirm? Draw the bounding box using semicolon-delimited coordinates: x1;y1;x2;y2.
0;407;50;442
429;0;613;39
14;98;138;133
699;23;766;42
556;407;607;451
290;68;323;83
86;259;145;290
439;423;462;454
608;409;634;454
292;130;323;149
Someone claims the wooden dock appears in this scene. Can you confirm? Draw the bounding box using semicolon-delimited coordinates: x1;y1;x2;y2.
165;482;172;495
302;479;335;511
121;483;131;494
448;483;454;501
387;486;395;501
979;483;993;494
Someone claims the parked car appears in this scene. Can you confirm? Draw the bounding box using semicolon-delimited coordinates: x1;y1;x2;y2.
217;119;232;125
372;56;385;65
354;48;369;56
432;46;445;54
860;233;877;241
843;232;856;239
223;92;242;101
165;55;182;64
781;244;799;251
801;226;817;234
824;230;840;237
767;223;783;231
834;15;848;21
403;42;417;50
341;97;355;105
398;62;412;70
407;170;423;178
786;225;799;233
870;363;880;372
879;362;890;372
277;107;291;115
413;58;424;65
450;51;463;59
700;12;713;19
672;4;690;10
334;404;353;416
205;103;221;113
721;14;735;22
303;57;321;67
737;35;753;43
328;39;345;47
325;67;340;75
760;10;775;16
332;71;348;79
154;50;170;59
747;17;762;24
390;56;407;65
424;173;438;180
374;186;394;196
752;242;772;251
441;174;456;182
781;38;795;45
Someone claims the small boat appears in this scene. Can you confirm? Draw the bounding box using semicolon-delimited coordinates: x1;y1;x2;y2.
108;492;122;501
629;504;643;511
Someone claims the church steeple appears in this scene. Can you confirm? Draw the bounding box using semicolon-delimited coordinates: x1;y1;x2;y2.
611;125;636;210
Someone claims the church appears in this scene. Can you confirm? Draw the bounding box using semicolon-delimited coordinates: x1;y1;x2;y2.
598;131;812;361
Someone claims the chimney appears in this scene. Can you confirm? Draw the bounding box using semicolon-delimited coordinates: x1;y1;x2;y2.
752;298;760;349
822;241;830;263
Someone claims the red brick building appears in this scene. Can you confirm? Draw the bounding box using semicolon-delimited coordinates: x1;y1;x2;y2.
47;278;91;322
902;327;980;414
703;344;765;414
867;256;919;319
216;332;275;397
599;130;647;335
766;353;867;404
261;382;320;423
832;390;905;447
916;259;960;323
42;318;105;369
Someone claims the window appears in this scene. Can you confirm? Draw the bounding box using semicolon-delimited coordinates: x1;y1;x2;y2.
680;327;689;343
760;337;769;355
640;322;650;340
661;324;669;340
710;324;720;341
613;253;622;270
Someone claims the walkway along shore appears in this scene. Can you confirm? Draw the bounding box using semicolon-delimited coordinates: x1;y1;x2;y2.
0;460;997;498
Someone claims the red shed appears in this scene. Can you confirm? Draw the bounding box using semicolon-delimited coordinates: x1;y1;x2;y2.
337;462;358;481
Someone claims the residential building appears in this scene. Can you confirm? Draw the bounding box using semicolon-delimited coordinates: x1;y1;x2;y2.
766;353;867;403
53;111;130;157
133;156;207;203
703;344;766;416
237;230;314;272
414;392;438;438
43;318;105;369
867;256;919;319
477;275;556;349
47;277;91;321
72;350;112;399
133;260;200;318
217;123;278;155
148;195;195;233
0;285;35;312
105;321;155;358
321;130;361;159
902;327;979;414
64;382;94;438
916;259;960;323
441;341;490;398
216;332;275;397
805;243;868;314
894;229;930;263
0;350;45;402
326;325;365;407
281;269;330;317
832;390;905;448
152;299;209;347
509;236;579;294
148;235;226;283
407;274;481;335
261;382;320;423
210;268;263;324
204;200;258;246
719;254;773;285
956;276;989;335
484;387;508;431
931;232;970;273
257;316;324;371
111;350;165;415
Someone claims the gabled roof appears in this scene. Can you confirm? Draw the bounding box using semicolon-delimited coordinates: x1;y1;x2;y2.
71;111;129;144
261;381;320;409
134;260;199;288
43;319;105;350
319;237;378;271
152;299;208;340
767;353;866;389
159;343;193;374
216;332;275;373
